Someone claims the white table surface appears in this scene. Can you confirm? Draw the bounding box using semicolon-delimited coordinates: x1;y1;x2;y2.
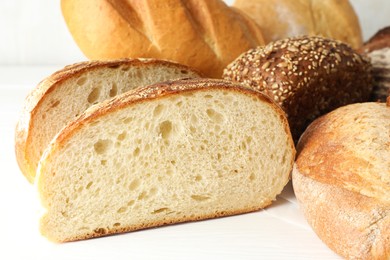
0;66;340;259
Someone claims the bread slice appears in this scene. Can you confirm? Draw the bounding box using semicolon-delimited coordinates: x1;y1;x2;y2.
36;78;295;242
293;102;390;259
15;59;201;183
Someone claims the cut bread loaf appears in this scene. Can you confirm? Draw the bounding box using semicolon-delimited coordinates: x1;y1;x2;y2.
61;0;265;78
223;36;373;142
233;0;363;49
293;102;390;259
15;59;201;183
36;78;295;242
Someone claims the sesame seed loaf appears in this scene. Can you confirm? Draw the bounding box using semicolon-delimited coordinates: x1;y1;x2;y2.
36;78;295;242
15;59;201;183
359;26;390;102
292;101;390;259
223;36;373;142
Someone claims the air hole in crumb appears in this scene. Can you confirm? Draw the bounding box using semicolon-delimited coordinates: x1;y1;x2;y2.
94;228;107;235
176;101;183;107
191;115;198;124
190;126;196;133
153;104;164;118
195;175;202;181
206;109;224;123
86;182;93;189
217;153;222;160
152;208;169;214
159;120;173;140
109;83;118;97
101;160;107;166
117;132;127;141
50;100;60;109
129;179;140;191
127;200;135;206
123;117;133;124
149;188;157;197
180;70;189;74
249;173;256;181
61;211;69;217
88;87;101;103
113;223;121;227
191;195;210;201
77;77;87;85
117;207;127;213
138;191;147;200
94;139;113;154
133;147;140;157
204;94;213;99
170;160;176;165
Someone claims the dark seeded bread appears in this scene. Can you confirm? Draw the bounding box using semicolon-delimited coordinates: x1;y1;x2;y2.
223;36;373;142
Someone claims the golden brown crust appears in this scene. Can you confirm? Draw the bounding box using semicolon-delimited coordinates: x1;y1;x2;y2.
15;59;202;183
233;0;363;49
293;102;390;259
61;0;265;78
223;36;373;142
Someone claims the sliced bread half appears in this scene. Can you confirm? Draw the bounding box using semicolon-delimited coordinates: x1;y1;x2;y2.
15;59;201;183
36;78;295;242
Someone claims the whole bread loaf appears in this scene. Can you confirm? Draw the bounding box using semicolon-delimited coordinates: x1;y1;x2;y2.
293;101;390;259
15;59;201;183
61;0;265;78
359;26;390;102
223;36;373;142
233;0;362;49
36;78;295;242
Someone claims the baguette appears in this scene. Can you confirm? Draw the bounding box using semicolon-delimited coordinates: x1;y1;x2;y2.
223;36;373;142
233;0;363;49
293;101;390;259
36;78;295;242
61;0;265;78
15;59;201;183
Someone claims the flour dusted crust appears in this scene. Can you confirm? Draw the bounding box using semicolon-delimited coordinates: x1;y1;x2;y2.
293;102;390;259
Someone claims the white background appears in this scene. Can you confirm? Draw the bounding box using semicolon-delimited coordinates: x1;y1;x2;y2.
0;1;389;259
0;0;389;65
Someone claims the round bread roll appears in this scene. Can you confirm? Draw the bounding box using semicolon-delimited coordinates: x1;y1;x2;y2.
233;0;363;49
223;36;373;142
61;0;265;78
359;26;390;102
292;101;390;259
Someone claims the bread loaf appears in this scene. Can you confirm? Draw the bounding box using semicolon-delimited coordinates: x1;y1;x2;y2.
36;78;295;242
360;26;390;102
233;0;363;49
293;102;390;259
61;0;265;78
15;59;201;183
223;36;373;142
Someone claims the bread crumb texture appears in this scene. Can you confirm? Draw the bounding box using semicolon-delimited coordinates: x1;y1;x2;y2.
37;79;295;242
223;36;373;142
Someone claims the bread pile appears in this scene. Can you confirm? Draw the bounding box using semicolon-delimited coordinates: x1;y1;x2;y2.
15;0;389;256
